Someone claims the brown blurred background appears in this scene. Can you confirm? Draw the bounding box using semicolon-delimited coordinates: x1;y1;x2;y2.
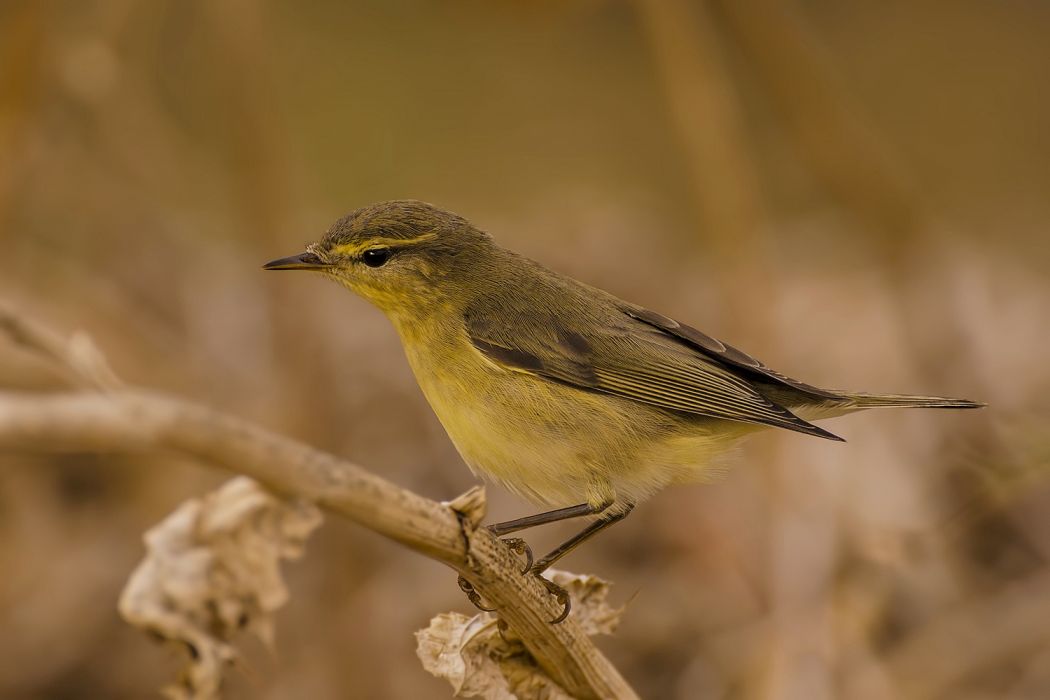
1;1;1048;698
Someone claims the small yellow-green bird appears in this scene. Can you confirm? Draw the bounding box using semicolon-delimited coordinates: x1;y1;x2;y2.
265;200;981;621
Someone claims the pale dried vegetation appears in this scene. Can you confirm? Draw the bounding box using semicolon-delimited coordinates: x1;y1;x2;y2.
1;1;1048;698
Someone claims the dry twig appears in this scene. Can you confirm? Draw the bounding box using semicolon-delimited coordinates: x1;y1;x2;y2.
0;305;637;700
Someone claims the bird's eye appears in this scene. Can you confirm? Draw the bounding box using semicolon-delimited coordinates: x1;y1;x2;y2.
361;248;392;267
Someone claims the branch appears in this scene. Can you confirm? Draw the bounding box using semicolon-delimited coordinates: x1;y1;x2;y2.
710;0;925;237
0;388;637;699
633;0;765;257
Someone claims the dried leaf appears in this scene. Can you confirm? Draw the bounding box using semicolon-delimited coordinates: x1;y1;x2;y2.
417;611;571;700
119;477;322;699
547;570;625;637
416;570;624;699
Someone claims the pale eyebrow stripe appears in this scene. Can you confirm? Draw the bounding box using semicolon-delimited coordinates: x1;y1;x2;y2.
330;232;437;257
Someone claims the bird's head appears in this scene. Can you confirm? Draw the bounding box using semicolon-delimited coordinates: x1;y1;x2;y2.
264;200;493;318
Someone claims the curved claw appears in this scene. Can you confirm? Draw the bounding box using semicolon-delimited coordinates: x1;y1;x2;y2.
500;537;534;573
458;575;496;612
531;570;572;624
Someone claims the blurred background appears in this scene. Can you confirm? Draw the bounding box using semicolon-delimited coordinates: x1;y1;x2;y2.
1;1;1047;698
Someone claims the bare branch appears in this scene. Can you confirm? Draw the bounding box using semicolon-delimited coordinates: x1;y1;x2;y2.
0;389;638;699
0;304;122;390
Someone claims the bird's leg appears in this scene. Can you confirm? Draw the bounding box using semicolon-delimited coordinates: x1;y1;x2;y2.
488;500;613;535
460;500;620;617
486;500;613;575
531;503;635;624
532;503;633;572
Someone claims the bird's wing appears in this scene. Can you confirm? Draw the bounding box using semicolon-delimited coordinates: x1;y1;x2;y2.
619;303;845;401
464;299;843;441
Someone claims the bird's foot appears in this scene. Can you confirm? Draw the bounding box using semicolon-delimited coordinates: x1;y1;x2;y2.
531;568;571;624
458;532;534;613
498;536;534;574
457;576;495;612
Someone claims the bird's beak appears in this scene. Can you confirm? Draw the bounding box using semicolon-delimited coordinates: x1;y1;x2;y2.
262;251;329;270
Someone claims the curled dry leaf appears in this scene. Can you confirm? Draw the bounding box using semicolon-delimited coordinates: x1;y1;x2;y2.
546;570;625;637
416;570;625;699
118;477;322;700
416;612;570;700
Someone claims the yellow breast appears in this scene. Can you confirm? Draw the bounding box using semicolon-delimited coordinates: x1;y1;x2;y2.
393;317;744;509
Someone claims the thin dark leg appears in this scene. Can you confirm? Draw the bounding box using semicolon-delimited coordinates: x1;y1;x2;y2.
460;499;624;621
532;504;635;624
533;504;634;573
487;500;612;536
488;500;611;575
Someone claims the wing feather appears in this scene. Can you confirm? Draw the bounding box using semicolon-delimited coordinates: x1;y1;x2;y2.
621;304;844;401
465;303;843;441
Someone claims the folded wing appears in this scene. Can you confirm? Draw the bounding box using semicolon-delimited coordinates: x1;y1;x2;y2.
465;301;843;441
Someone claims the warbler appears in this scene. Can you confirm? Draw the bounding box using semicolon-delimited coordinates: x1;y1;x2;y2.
265;199;981;621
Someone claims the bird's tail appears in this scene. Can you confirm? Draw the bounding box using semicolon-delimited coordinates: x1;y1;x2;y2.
842;392;984;410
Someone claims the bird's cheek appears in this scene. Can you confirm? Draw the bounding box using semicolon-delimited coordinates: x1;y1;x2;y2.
326;271;370;298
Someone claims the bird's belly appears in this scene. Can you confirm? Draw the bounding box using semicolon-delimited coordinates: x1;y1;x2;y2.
412;357;741;509
420;370;614;506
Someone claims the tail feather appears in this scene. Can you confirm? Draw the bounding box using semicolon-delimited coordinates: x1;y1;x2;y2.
843;392;985;410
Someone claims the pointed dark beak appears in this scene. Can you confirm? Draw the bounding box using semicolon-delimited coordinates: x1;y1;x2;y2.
262;252;329;270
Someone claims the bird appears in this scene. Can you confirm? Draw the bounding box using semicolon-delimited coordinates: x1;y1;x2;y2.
264;199;982;622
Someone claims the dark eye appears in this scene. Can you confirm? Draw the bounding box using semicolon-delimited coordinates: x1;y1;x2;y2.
361;248;392;267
